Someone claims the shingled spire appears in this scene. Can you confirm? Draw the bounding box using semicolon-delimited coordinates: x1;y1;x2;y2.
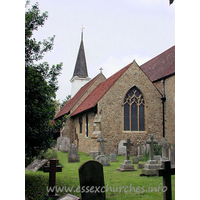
70;30;91;97
72;30;88;78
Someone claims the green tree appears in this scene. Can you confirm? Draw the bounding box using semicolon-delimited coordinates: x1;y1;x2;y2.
60;95;71;109
25;1;63;166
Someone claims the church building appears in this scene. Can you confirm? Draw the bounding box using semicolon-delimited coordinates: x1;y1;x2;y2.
54;32;175;156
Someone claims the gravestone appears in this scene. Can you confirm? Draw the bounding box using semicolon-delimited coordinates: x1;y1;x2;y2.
138;163;145;169
146;134;158;160
159;137;170;163
57;136;70;152
169;144;175;167
89;114;102;158
57;194;80;200
141;134;160;176
68;143;80;163
137;140;144;158
157;161;175;200
110;153;117;162
154;155;161;164
43;159;62;198
26;159;48;172
117;139;136;171
79;160;106;200
118;140;126;155
132;157;139;164
95;135;110;166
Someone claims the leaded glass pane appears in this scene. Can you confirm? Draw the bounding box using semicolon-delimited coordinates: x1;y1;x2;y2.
131;103;138;131
139;104;145;131
124;103;130;130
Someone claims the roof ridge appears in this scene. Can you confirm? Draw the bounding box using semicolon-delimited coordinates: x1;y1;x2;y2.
140;45;175;82
141;45;175;67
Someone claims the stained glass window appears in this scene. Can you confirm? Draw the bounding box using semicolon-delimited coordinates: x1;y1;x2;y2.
123;86;145;131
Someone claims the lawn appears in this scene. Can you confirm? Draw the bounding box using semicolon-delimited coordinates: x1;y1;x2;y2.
25;151;175;200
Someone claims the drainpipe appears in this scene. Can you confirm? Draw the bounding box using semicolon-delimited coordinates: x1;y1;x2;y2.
161;78;166;138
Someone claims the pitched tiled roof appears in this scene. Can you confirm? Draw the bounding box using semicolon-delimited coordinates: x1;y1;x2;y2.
71;62;133;116
54;74;102;119
140;45;175;82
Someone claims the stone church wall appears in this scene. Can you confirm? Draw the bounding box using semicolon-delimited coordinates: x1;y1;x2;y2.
153;75;175;144
72;111;96;153
98;62;163;155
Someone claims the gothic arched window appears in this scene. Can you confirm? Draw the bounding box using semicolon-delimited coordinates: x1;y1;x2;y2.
123;86;145;131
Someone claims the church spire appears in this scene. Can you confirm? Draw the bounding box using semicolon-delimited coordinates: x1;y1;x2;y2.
72;28;88;78
70;29;91;97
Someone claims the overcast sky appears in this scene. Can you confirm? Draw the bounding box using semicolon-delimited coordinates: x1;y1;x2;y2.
28;0;175;102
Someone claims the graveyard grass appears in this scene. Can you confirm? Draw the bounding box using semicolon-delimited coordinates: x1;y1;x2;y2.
25;151;175;200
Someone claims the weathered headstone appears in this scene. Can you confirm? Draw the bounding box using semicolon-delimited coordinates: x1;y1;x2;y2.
57;136;70;152
154;155;161;164
123;138;134;160
57;194;80;200
138;163;145;169
159;137;170;163
132;157;139;164
79;160;106;200
169;144;175;167
110;153;117;162
146;134;158;160
68;143;80;163
43;159;62;198
157;161;175;200
137;140;144;158
97;134;107;156
141;135;160;176
26;159;48;171
95;135;110;166
117;139;136;171
118;140;126;155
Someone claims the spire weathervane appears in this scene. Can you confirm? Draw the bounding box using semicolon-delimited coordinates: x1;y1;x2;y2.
81;26;85;41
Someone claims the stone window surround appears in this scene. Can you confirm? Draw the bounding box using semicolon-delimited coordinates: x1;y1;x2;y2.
122;85;147;132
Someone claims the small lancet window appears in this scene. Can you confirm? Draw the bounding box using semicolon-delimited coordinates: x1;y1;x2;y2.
123;86;145;131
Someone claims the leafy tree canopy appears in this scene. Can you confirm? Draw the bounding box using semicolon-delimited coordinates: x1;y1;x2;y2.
25;1;63;166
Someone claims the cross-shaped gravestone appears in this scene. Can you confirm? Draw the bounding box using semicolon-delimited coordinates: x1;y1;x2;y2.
157;161;175;200
137;140;143;156
97;135;107;156
123;138;134;160
43;159;62;197
146;134;158;160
